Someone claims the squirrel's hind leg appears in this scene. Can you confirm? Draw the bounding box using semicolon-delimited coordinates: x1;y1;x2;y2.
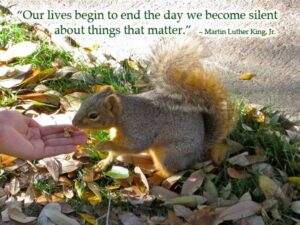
149;143;199;178
148;146;174;179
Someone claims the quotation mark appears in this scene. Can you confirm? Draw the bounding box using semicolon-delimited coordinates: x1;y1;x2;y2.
17;10;22;15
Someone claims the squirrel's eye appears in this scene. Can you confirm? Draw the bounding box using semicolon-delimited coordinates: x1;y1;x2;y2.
88;112;99;120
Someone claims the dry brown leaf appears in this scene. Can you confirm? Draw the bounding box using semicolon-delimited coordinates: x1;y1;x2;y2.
39;203;80;225
188;208;215;225
0;154;17;168
60;92;88;112
228;152;250;167
0;64;32;79
162;211;183;225
150;186;179;201
227;167;251;179
82;167;95;182
147;173;165;186
8;177;21;195
0;41;38;62
18;93;60;107
8;208;36;223
48;66;76;80
56;158;82;174
210;142;228;166
134;166;150;192
214;200;261;225
161;171;185;189
40;157;60;182
20;67;57;86
181;169;205;195
173;205;193;220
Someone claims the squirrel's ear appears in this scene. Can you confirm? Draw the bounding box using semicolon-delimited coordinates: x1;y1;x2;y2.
104;94;122;116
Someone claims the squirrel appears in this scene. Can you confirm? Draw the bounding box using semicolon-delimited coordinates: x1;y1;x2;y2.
72;38;235;178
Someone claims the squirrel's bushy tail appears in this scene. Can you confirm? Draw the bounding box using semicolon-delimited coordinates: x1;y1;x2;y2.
148;38;235;150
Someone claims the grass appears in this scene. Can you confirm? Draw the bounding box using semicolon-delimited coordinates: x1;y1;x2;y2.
34;179;57;196
0;23;29;48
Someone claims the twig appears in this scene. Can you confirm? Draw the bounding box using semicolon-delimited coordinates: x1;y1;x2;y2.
106;196;112;225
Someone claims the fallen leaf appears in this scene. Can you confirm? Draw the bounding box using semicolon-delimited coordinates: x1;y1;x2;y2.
8;208;36;223
87;182;102;204
245;216;265;225
40;157;60;182
0;154;17;168
288;177;300;186
291;201;300;214
227;167;251;179
0;73;27;88
181;169;205;195
242;123;253;131
227;139;244;154
251;163;275;177
188;208;215;225
49;66;76;80
0;64;32;79
60;92;88;112
240;192;252;202
119;212;146;225
163;195;206;208
150;186;179;201
221;182;232;199
18;93;60;107
214;200;261;225
173;205;193;219
126;59;140;71
78;213;96;225
240;73;255;80
161;171;185;189
134;166;150;192
162;211;182;225
210;142;228;166
43;209;80;225
259;176;285;201
8;177;20;195
228;152;250;167
20;67;57;86
104;166;129;179
86;192;101;206
0;41;38;62
57;158;82;174
204;178;218;199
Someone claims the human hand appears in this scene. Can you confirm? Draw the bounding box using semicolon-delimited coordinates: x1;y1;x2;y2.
0;110;87;160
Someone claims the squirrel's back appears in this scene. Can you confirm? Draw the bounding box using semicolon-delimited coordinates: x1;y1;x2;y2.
147;38;235;150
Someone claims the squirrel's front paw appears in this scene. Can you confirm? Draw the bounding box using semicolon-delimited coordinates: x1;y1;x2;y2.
94;152;114;172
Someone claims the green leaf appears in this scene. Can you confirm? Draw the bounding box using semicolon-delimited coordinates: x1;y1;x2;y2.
104;166;129;179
